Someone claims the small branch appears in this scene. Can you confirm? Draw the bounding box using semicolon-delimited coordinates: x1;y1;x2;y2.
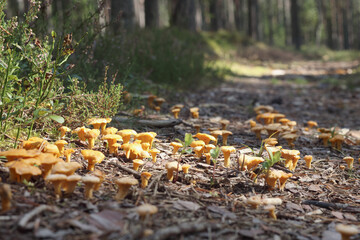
302;200;360;213
144;222;223;240
18;205;58;229
111;160;141;178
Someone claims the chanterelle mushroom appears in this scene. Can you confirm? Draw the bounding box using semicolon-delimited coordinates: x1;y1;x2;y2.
335;224;359;240
82;175;100;199
115;177;139;201
136;204;158;220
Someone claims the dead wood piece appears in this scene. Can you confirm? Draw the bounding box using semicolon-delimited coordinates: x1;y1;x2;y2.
18;205;58;229
302;200;360;212
112;117;182;128
144;222;223;240
111;160;141;178
67;219;103;234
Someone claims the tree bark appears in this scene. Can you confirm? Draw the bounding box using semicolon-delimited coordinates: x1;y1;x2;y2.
112;0;145;31
145;0;169;28
290;0;301;49
171;0;202;31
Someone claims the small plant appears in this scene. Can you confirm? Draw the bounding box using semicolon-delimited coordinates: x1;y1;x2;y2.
172;133;194;182
209;146;220;186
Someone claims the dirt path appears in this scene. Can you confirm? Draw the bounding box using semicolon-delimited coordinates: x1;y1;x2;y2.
1;61;360;240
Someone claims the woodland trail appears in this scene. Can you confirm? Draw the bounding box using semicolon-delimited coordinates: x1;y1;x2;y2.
1;60;360;240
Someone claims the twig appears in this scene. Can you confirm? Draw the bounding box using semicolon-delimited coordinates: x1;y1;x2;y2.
111;160;141;178
18;205;58;229
302;200;360;213
144;222;223;240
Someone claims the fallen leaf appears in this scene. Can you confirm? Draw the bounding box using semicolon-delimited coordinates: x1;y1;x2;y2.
331;211;343;219
308;184;322;192
286;202;304;213
87;209;125;231
321;230;341;240
173;200;201;211
207;205;237;220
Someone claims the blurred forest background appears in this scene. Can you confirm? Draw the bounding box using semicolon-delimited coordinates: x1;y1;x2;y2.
5;0;360;91
2;0;360;141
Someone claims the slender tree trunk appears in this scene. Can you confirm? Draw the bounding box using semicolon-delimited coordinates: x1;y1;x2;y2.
290;0;301;49
248;0;258;39
113;0;145;31
145;0;169;28
171;0;202;31
283;0;291;45
267;0;274;45
99;0;111;35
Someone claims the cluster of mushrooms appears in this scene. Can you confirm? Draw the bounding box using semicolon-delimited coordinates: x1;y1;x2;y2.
0;100;359;236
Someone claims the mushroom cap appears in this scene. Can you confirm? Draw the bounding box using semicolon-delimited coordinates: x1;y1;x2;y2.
85;129;100;138
135;132;156;143
88;118;107;125
51;162;81;175
165;161;180;170
265;123;282;131
182;164;191;171
92;170;105;180
307;121;318;127
133;159;145;166
59;126;71;132
141;172;152;179
220;146;236;153
154;97;165;104
204;144;216;151
193;146;204;152
319;133;331;139
287;121;297;127
190;107;199;112
81;150;106;163
115;177;139;186
46;174;67;182
262;198;283;205
239;155;264;170
253;105;274;114
43;144;60;157
282;133;298;140
251;125;264;131
0;149;41;161
22;137;48;150
67;174;82;182
55;140;68;146
117;129;137;137
246;195;262;206
343;156;354;161
170;142;183;148
38;153;63;165
263;205;275;211
171;108;181;113
330;135;345;141
102;134;123;142
219;119;230;125
15;163;42;176
82;175;100;183
171;104;184;110
136;204;158;217
190;140;205;148
221;130;233;136
193;133;216;143
281;149;300;156
148;149;160;154
64;149;75;155
102;127;119;135
335;224;359;236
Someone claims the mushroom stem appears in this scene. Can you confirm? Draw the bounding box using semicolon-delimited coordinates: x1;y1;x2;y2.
116;186;132;201
304;155;312;169
87;138;95;149
0;184;12;212
84;183;95;199
87;161;96;171
223;153;231;168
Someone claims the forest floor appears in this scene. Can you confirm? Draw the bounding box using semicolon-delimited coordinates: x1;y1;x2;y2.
1;60;360;240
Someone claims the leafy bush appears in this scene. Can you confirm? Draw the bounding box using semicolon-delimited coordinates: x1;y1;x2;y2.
0;1;74;145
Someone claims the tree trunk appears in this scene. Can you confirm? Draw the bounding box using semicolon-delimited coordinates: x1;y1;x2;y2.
113;0;145;31
248;0;258;39
171;0;202;31
145;0;169;28
290;0;301;49
283;0;291;45
99;0;111;35
267;0;274;45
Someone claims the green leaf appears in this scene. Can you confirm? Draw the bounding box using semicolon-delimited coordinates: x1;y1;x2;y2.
184;133;194;147
48;115;64;123
210;146;220;160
